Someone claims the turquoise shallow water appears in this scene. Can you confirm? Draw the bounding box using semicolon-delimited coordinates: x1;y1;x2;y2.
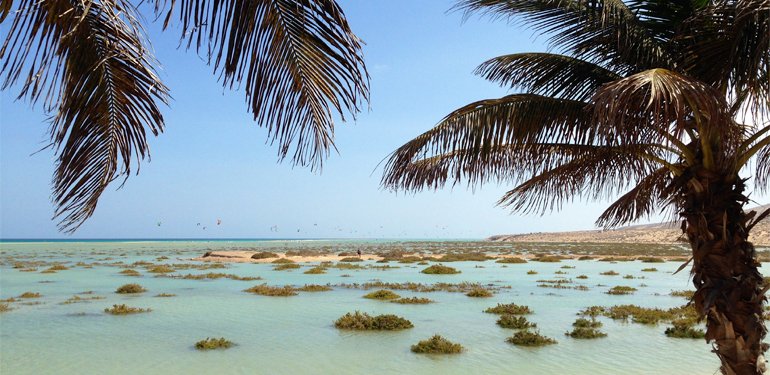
0;240;719;374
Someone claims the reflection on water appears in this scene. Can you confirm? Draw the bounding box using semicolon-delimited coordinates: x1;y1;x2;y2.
0;240;717;375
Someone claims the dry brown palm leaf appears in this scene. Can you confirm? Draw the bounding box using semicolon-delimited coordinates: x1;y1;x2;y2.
475;53;622;101
595;167;675;228
679;0;770;118
1;0;169;232
591;69;738;164
158;0;369;169
455;0;671;72
497;146;660;215
381;94;594;189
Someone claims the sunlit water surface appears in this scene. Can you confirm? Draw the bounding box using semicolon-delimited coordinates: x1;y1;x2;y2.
0;240;719;374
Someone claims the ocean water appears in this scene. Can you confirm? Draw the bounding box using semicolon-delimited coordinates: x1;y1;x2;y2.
0;240;720;374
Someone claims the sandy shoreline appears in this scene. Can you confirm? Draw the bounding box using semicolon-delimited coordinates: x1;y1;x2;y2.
193;251;383;263
192;251;679;264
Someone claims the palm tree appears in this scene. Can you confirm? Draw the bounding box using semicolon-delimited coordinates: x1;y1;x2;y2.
0;0;369;232
382;1;768;373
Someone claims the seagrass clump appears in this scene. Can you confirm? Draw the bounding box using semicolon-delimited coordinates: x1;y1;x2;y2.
411;335;463;354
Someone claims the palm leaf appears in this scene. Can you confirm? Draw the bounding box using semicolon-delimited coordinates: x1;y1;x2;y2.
384;143;635;192
159;0;369;169
595;166;674;227
679;0;770;119
474;53;621;101
1;0;169;232
497;146;661;215
591;68;737;156
381;94;597;190
455;0;671;73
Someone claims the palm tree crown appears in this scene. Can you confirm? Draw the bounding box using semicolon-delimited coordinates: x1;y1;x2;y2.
382;1;768;374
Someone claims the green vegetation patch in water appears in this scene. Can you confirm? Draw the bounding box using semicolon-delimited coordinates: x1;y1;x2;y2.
565;327;607;339
119;269;141;276
438;253;491;262
391;297;434;304
495;257;527;264
170;273;262;281
484;303;532;315
104;304;151;315
497;315;536;329
61;295;105;304
304;266;327;274
273;263;301;271
670;290;695;299
411;335;463;354
421;264;460;275
363;290;401;300
573;318;602;328
195;337;234;350
297;284;333;292
606;286;637;295
334;311;414;331
147;265;175;274
466;288;493;298
665;321;705;339
115;283;146;294
582;304;699;325
506;331;557;347
244;284;298;296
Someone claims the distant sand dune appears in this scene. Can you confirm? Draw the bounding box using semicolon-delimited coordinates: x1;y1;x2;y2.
489;205;770;246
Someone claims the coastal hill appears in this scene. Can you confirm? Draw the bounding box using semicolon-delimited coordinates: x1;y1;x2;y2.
489;204;770;246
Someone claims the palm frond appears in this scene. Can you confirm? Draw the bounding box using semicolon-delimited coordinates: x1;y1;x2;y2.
754;141;770;194
474;53;621;101
1;0;169;232
591;68;736;154
679;0;770;119
381;94;596;191
497;146;662;215
384;143;632;192
595;166;673;228
158;0;369;169
455;0;671;73
626;0;699;43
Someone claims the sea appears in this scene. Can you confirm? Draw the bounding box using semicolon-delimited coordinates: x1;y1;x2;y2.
0;239;719;374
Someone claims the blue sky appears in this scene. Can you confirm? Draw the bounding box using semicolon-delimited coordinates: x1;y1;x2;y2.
0;0;734;239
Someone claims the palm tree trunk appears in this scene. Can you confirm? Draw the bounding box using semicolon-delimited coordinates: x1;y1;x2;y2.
682;171;767;375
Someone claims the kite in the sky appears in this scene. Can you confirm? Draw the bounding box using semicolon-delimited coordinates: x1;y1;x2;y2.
217;219;222;226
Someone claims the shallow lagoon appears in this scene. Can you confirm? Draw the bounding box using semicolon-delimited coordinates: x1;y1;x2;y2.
0;240;719;374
